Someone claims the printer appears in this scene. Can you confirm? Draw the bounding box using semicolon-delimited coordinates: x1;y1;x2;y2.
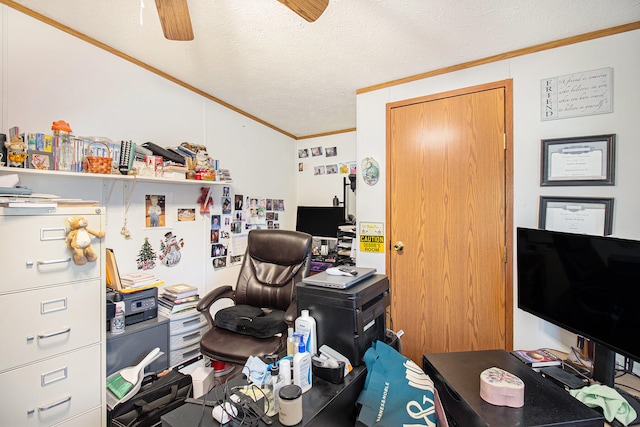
106;287;158;329
296;274;390;366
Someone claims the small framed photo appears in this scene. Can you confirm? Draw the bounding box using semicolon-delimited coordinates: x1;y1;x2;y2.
28;150;52;170
541;134;615;186
539;196;614;236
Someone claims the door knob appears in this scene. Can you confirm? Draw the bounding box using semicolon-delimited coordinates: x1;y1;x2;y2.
393;241;404;251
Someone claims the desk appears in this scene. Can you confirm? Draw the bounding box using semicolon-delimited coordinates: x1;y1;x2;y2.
106;315;169;376
161;365;367;427
423;350;604;427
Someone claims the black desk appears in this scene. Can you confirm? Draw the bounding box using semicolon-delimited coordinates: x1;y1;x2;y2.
161;365;367;427
423;350;604;427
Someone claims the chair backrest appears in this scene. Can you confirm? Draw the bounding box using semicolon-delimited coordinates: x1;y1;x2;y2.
235;229;312;311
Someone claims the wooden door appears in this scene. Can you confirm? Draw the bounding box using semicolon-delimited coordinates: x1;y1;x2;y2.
387;81;513;364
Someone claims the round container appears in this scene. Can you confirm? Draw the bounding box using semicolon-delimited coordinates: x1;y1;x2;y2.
278;385;302;426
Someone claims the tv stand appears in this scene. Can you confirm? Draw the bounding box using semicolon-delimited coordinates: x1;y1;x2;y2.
613;387;640;426
423;349;604;426
593;343;616;387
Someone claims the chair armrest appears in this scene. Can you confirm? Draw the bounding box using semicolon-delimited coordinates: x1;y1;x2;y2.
284;299;297;326
196;285;235;329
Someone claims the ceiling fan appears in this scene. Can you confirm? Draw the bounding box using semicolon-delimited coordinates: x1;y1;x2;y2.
155;0;329;41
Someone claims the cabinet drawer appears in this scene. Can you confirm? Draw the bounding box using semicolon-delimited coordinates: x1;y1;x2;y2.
169;325;205;350
169;341;201;368
0;280;102;372
169;311;206;336
0;212;103;292
0;345;102;427
52;407;102;427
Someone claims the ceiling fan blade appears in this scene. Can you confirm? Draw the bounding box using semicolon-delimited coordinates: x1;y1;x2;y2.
278;0;329;22
155;0;194;41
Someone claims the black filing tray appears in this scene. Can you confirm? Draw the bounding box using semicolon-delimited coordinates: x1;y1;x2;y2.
422;349;603;427
296;274;390;366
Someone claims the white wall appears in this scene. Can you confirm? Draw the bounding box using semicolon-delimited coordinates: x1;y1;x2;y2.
296;132;356;218
356;30;640;353
0;6;297;295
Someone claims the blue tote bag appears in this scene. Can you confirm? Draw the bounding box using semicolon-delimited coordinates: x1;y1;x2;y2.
356;340;448;427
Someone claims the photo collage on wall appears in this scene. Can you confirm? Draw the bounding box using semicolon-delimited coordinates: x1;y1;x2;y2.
298;145;356;176
211;186;286;269
132;193;186;271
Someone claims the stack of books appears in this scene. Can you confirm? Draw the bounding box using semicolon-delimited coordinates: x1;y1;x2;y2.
511;349;562;368
158;284;200;316
119;272;164;292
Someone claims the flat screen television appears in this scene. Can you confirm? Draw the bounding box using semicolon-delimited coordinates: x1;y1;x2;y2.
295;206;345;239
517;227;640;387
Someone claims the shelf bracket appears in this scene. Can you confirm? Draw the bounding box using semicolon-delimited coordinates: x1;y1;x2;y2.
103;179;118;206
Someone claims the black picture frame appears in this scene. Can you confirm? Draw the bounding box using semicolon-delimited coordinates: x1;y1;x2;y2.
538;196;614;236
540;134;615;186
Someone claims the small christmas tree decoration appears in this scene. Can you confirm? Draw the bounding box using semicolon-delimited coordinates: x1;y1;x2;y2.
137;237;157;270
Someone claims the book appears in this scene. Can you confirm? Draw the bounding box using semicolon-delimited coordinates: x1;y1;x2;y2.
122;279;164;290
158;299;199;314
163;283;198;297
119;281;164;294
511;349;562;367
121;273;163;289
161;294;199;304
120;272;156;283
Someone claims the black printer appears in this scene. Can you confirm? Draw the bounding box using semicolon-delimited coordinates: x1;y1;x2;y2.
296;274;390;366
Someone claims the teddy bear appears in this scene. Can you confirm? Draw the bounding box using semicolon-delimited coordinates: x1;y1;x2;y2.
65;216;106;265
197;186;214;214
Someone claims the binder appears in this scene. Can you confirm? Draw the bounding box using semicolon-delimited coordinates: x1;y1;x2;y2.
105;248;123;291
118;141;136;174
141;142;186;165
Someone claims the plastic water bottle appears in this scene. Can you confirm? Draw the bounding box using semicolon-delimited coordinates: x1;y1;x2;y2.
111;292;126;334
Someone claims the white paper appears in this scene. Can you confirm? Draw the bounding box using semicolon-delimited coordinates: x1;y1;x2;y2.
230;233;248;256
544;204;606;235
549;149;603;180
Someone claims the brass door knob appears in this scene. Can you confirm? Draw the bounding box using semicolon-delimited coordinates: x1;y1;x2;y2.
393;241;404;251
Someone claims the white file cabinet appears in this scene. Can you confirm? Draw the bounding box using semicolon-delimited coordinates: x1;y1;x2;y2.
0;206;106;427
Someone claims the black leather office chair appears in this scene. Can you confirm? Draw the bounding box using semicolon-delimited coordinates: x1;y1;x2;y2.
197;229;312;365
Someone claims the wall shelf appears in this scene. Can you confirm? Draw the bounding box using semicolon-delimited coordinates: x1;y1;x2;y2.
0;166;231;186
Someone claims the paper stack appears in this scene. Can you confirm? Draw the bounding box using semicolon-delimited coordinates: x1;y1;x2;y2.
120;272;164;293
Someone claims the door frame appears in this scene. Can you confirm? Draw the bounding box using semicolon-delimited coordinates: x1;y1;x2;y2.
385;79;514;350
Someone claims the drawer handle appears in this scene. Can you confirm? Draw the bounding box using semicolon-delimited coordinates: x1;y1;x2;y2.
41;297;68;314
36;258;72;266
40;227;67;241
182;318;200;327
183;331;201;341
38;395;71;412
41;367;68;386
38;327;71;340
183;348;199;359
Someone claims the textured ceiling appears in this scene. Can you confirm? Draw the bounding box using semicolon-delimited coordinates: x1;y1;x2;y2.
5;0;640;138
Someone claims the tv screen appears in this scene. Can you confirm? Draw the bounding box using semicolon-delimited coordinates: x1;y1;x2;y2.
517;227;640;385
295;206;345;238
